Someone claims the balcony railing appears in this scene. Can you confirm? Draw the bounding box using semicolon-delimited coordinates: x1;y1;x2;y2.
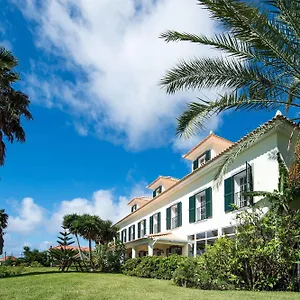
171;216;178;229
234;191;248;208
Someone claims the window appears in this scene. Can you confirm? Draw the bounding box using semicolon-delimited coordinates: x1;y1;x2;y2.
150;212;161;234
121;229;127;243
128;225;135;241
189;187;212;223
166;202;182;230
153;186;162;198
196;191;206;221
224;162;253;212
138;219;146;238
192;229;218;256
192;150;211;171
131;204;137;213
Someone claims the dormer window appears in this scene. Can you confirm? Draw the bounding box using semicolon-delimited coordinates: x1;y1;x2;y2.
131;204;137;213
193;150;211;171
153;186;162;198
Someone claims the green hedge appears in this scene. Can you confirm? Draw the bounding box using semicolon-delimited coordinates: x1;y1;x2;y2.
122;255;186;280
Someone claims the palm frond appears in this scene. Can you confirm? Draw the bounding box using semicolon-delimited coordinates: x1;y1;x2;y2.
176;93;297;137
266;0;300;40
198;0;300;77
160;31;257;61
214;121;283;185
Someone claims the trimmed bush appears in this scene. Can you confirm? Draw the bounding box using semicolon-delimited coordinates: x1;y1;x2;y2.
122;255;186;280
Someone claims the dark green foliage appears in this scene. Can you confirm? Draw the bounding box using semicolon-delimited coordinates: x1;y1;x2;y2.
93;240;125;273
49;227;79;272
122;255;186;280
22;246;50;267
0;47;32;166
0;209;8;256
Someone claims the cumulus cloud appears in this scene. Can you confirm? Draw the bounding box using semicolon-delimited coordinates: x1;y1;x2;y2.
6;182;150;237
8;198;45;234
13;0;221;150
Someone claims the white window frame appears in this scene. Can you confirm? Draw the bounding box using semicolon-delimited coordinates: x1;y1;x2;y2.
153;213;159;234
171;205;178;229
195;190;206;221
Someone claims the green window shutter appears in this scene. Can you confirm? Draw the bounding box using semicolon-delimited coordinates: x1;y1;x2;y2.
193;159;198;171
177;202;182;227
246;162;254;205
224;176;234;212
166;207;171;230
121;230;124;243
138;222;141;239
205;187;212;218
205;150;211;161
133;225;135;240
124;229;127;243
189;195;196;223
157;212;161;233
128;227;131;242
144;219;146;236
150;216;153;234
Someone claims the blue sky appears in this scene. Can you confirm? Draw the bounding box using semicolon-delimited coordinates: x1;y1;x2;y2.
0;0;274;256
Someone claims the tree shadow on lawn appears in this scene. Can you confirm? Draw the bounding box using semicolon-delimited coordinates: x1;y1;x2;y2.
3;269;122;279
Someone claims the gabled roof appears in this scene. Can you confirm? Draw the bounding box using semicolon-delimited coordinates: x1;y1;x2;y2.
183;133;233;160
147;176;179;189
127;196;151;205
115;114;300;226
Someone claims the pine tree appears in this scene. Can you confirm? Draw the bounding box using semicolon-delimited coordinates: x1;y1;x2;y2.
49;226;79;271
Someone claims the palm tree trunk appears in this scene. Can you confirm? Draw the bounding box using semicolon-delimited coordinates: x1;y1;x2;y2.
88;238;92;264
75;233;83;260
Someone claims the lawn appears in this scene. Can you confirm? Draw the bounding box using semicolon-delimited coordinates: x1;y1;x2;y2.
0;268;298;300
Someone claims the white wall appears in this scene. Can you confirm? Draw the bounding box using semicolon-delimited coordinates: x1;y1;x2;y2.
119;130;284;241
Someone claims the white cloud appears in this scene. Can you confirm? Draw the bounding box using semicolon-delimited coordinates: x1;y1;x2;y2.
14;0;221;150
8;197;45;234
6;182;150;238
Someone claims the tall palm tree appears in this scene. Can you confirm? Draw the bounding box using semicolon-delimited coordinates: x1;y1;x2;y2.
79;214;103;265
0;209;8;255
63;214;84;260
0;47;32;165
160;0;300;179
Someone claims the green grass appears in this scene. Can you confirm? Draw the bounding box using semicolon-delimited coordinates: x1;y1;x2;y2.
0;268;298;300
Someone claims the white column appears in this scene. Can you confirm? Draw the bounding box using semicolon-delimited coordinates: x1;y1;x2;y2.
132;247;136;259
182;244;189;257
148;242;153;256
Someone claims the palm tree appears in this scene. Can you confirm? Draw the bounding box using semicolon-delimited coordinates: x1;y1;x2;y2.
63;214;84;260
79;214;103;265
95;220;118;246
160;0;300;179
0;209;8;255
0;47;32;165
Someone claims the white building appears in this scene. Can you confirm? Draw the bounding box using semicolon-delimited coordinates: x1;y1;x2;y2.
115;114;298;258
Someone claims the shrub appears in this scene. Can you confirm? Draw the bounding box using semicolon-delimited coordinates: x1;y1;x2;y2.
0;266;25;278
122;255;186;280
122;257;142;276
30;261;43;268
93;241;125;273
173;239;236;290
